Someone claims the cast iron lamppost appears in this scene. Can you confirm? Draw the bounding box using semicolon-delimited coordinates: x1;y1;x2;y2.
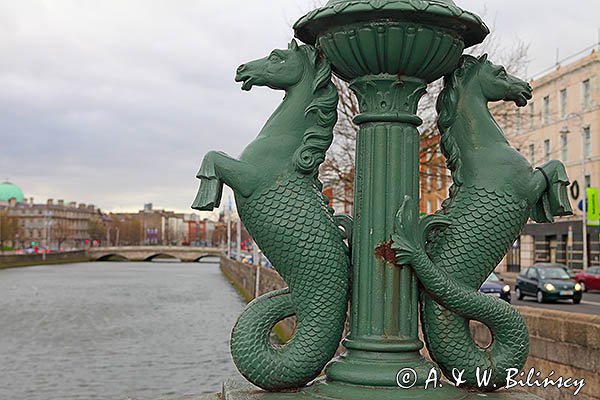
293;0;488;390
561;112;588;270
193;1;571;399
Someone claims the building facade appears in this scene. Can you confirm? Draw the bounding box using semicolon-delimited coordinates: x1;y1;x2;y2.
497;50;600;271
0;183;216;250
4;197;100;250
183;214;215;246
419;135;450;216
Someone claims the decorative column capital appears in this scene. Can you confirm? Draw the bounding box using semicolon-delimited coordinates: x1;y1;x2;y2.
350;76;427;125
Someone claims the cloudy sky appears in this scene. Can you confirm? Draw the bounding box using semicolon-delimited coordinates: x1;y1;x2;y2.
0;0;598;216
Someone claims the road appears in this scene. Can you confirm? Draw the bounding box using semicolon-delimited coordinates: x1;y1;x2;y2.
511;290;600;315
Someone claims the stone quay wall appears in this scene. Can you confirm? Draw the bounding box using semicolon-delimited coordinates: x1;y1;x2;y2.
221;256;598;400
219;256;295;339
470;308;598;400
0;250;89;269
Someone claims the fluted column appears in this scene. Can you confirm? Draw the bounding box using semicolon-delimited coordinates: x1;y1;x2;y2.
294;1;489;392
325;76;434;386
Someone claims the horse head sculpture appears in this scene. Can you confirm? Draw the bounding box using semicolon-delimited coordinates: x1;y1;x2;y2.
393;54;572;390
192;41;350;391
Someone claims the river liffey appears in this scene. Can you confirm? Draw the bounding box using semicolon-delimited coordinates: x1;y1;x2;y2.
0;260;245;399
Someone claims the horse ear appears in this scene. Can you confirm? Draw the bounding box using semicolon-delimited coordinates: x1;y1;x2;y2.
478;53;488;62
289;39;299;51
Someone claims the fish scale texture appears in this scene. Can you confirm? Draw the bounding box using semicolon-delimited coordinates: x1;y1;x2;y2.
230;172;350;390
420;186;530;389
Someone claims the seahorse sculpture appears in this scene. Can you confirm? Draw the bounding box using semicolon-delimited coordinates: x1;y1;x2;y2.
392;54;572;390
191;40;350;390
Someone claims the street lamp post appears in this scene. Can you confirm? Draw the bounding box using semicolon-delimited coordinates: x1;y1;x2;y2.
227;196;232;258
562;112;588;270
236;216;241;262
43;209;52;261
294;1;489;391
193;1;558;399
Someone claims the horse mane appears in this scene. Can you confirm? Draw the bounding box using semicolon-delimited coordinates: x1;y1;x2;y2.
293;44;339;176
436;54;486;197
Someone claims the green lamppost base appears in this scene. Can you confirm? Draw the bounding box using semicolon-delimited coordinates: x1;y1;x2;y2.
291;0;491;392
220;379;546;400
191;1;564;399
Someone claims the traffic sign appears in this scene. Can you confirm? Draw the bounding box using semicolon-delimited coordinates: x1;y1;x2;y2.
587;187;599;226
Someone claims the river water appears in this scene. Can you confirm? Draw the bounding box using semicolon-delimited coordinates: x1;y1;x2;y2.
0;260;245;399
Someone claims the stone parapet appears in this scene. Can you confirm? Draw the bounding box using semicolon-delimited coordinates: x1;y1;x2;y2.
221;256;598;399
471;307;599;400
219;256;295;340
0;250;89;269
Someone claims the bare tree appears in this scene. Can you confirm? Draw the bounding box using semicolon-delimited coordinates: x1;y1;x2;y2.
0;210;21;251
88;214;106;245
120;218;142;246
52;219;70;250
108;215;142;246
321;21;531;207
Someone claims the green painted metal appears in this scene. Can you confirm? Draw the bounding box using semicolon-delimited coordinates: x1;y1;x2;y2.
192;41;351;390
392;55;572;390
220;378;547;400
294;0;493;391
192;0;568;398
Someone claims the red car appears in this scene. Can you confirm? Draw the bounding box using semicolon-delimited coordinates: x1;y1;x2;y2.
574;267;600;292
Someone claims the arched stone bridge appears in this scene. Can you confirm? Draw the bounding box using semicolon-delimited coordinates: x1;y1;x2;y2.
86;246;223;262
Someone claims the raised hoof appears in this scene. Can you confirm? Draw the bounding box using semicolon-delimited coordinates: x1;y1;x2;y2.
191;178;223;211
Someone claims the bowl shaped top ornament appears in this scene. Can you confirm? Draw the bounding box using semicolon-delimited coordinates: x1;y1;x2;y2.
294;0;489;82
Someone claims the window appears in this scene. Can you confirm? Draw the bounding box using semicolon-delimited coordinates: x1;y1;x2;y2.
426;168;431;191
529;143;535;164
560;89;567;118
584;126;591;158
529;102;535;128
426;200;432;214
515;108;521;133
544;139;550;161
437;174;443;190
585;174;591;188
560;132;568;161
542;96;550;124
582;79;591;110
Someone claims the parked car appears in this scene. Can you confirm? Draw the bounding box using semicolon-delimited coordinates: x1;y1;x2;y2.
531;262;576;278
479;272;511;303
574;267;600;292
557;265;575;278
515;265;582;304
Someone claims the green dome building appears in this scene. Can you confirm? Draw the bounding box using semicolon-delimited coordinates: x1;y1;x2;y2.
0;181;24;203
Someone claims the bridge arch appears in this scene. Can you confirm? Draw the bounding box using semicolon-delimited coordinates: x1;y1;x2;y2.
144;253;181;262
193;254;220;262
96;253;130;262
87;246;223;262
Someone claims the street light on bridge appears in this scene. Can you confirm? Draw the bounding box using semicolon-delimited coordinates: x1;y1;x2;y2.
561;112;589;270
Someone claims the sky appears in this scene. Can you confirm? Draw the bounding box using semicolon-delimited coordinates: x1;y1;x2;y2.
0;0;598;216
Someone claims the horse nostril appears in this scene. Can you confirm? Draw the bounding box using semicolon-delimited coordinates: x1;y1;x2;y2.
237;64;246;74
